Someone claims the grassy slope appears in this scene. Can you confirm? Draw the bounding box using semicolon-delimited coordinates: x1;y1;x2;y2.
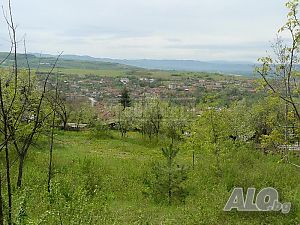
3;131;299;225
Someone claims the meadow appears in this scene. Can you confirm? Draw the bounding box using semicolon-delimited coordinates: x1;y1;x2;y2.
3;130;298;225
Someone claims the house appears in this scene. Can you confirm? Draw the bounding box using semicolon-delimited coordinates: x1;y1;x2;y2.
120;78;129;85
64;123;88;131
168;84;176;90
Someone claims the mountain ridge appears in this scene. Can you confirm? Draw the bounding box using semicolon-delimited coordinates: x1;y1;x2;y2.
35;53;256;76
3;52;257;76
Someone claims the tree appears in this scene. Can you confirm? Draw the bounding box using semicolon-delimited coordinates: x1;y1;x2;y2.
250;97;285;145
0;173;3;225
186;108;231;174
47;75;59;193
0;0;62;223
0;72;13;225
0;0;62;195
11;60;61;189
163;105;191;144
144;98;163;139
257;0;300;119
120;87;131;110
226;100;256;144
256;0;300;162
48;90;70;130
145;144;189;205
130;98;163;139
116;105;134;137
68;100;97;128
0;1;18;221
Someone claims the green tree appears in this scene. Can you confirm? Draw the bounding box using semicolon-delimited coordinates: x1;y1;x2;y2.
250;97;285;144
163;105;191;143
256;0;300;120
186;108;232;174
145;144;189;205
69;101;97;127
226;100;256;144
116;105;134;137
256;0;300;163
132;98;164;139
120;87;131;110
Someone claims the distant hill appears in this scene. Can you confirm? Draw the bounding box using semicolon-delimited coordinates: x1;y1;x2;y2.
0;52;134;71
0;52;257;76
55;55;256;76
100;59;256;76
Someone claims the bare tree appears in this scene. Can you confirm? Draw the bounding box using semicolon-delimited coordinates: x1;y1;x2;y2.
0;173;3;225
46;79;70;130
0;1;18;223
12;53;62;188
47;75;59;193
55;93;70;130
0;71;13;225
0;2;63;224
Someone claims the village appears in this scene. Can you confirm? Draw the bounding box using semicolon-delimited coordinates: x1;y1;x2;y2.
54;72;257;107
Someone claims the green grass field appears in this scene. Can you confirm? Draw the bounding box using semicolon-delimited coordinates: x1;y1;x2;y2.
2;130;298;225
36;67;227;80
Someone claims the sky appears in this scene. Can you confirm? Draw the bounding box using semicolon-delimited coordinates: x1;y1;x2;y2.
0;0;288;62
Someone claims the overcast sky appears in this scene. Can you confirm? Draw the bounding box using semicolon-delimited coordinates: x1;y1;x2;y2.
0;0;288;62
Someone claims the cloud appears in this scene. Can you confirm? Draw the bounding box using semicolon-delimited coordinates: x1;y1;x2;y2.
165;41;270;51
0;0;288;61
